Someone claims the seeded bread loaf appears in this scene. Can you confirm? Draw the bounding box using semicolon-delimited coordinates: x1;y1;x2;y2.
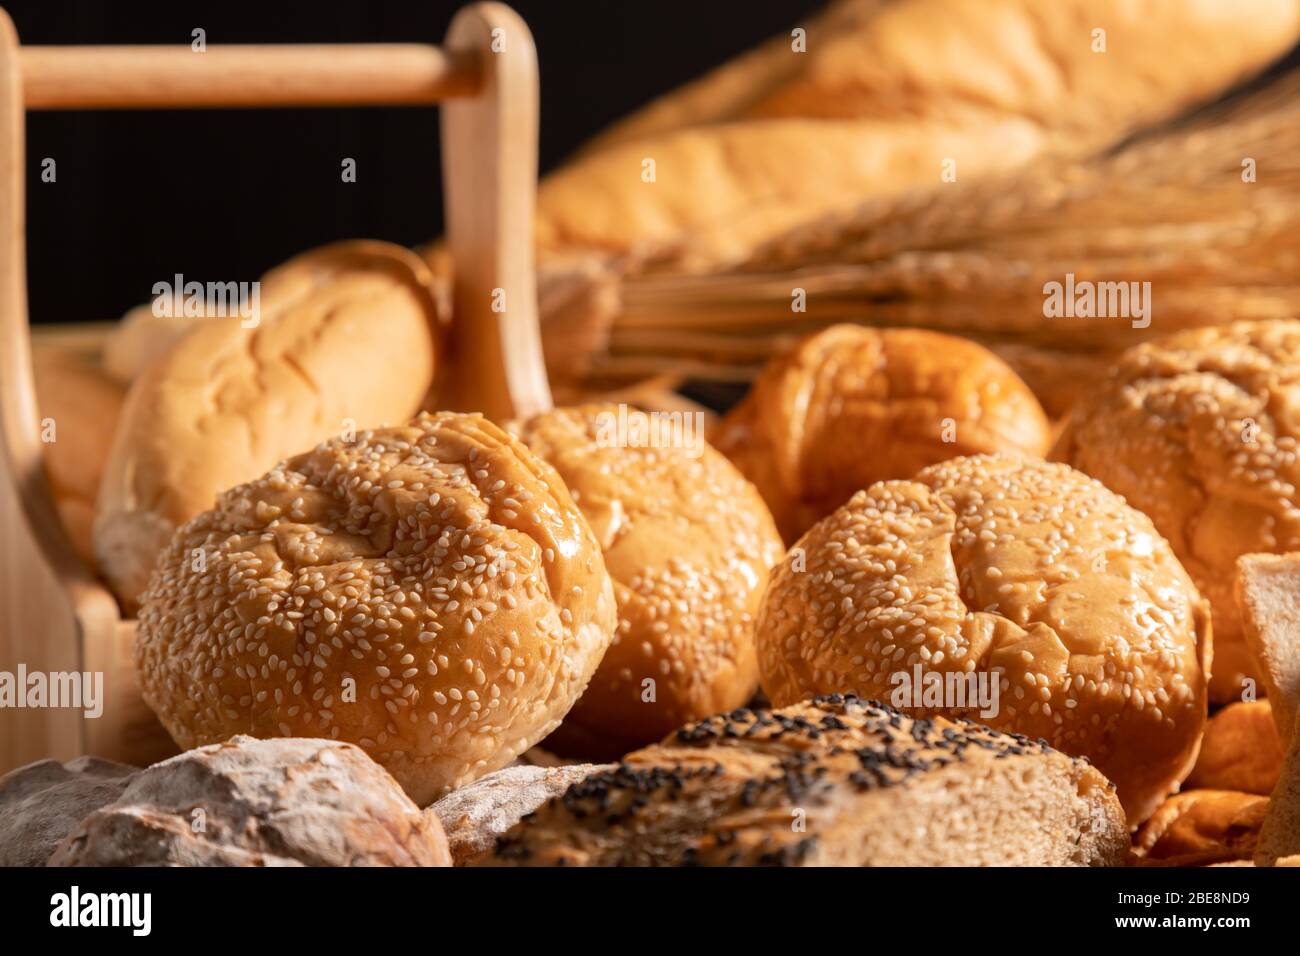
1054;321;1300;702
509;404;784;756
754;454;1210;824
476;695;1128;866
94;240;443;611
133;413;617;806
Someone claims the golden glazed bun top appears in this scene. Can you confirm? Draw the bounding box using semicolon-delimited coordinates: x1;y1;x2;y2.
509;404;784;757
755;454;1210;823
714;325;1051;542
1053;320;1300;702
134;413;616;806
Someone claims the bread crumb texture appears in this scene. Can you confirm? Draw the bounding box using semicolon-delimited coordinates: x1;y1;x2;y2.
481;695;1127;867
134;413;616;806
756;453;1209;823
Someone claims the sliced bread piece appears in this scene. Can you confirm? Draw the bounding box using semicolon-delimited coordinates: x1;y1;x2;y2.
1237;553;1300;745
476;695;1128;867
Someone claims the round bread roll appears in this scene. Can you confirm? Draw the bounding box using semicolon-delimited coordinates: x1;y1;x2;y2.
95;240;442;612
713;325;1051;542
134;412;617;805
31;348;126;567
755;454;1211;823
509;404;784;757
1053;320;1300;702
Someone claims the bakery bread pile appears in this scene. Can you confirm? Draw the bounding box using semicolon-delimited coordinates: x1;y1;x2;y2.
14;0;1300;871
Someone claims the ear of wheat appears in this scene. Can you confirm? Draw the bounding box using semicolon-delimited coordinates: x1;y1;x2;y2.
567;71;1300;415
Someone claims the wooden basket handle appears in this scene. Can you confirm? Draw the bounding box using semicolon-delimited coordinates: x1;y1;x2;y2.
0;2;549;771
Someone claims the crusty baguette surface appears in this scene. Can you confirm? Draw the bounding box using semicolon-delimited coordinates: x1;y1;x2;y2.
537;0;1300;270
476;695;1128;866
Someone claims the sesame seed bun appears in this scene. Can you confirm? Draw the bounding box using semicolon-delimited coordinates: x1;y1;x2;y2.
713;325;1051;543
134;412;617;806
509;404;785;757
754;454;1210;824
1053;320;1300;702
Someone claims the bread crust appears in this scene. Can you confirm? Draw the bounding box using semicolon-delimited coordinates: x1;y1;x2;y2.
133;413;617;805
94;240;442;610
477;695;1128;867
713;325;1050;542
755;454;1210;824
1055;321;1300;702
510;405;784;756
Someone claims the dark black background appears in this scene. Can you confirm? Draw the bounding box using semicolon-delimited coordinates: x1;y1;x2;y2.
6;0;823;325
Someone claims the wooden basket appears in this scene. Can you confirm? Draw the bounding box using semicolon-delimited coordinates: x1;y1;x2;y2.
0;2;552;774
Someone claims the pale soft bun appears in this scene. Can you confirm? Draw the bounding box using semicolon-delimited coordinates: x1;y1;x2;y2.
134;413;617;805
713;326;1050;542
508;404;784;757
1053;320;1300;702
31;348;126;567
95;240;442;611
102;302;210;384
755;454;1210;823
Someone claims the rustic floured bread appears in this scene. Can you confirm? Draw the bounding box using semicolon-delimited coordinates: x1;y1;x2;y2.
430;763;610;864
49;737;451;866
1134;790;1269;866
1237;553;1300;745
476;695;1128;867
0;756;136;867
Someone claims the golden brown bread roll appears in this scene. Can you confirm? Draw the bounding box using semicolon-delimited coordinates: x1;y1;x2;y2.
1236;552;1300;746
1053;321;1300;703
538;0;1300;270
31;348;126;567
1187;701;1284;795
1134;790;1269;865
133;413;617;805
477;695;1128;866
95;241;442;611
754;454;1211;824
713;325;1051;542
508;404;784;757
